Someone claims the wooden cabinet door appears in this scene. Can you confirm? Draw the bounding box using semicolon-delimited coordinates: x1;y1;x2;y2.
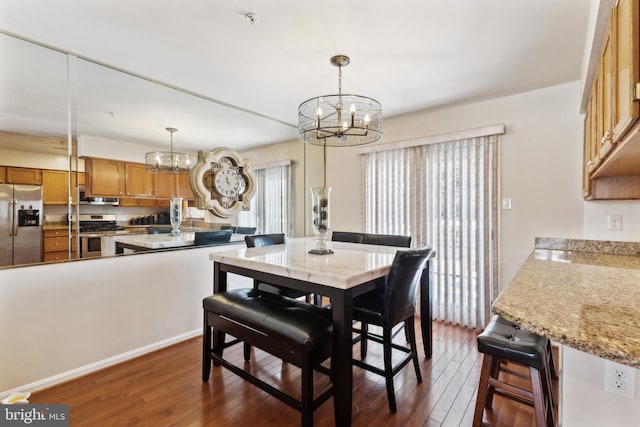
87;158;124;196
42;170;68;205
598;18;615;161
154;173;176;198
176;173;194;199
125;163;154;197
7;167;42;185
613;0;640;141
0;166;6;184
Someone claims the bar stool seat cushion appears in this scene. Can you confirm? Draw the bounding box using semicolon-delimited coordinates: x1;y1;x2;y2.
477;315;548;371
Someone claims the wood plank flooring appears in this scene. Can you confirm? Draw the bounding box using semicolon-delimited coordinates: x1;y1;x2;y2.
31;320;557;426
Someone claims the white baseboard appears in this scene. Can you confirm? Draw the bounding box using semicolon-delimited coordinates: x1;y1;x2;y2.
0;329;201;400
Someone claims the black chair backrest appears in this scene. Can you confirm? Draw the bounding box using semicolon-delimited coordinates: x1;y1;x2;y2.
220;225;237;233
236;226;258;235
331;231;365;243
384;246;433;326
364;233;412;248
147;226;172;234
194;230;233;246
244;233;285;248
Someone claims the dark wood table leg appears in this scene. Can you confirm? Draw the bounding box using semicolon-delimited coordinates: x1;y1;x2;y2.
331;291;353;426
420;260;433;359
212;262;227;354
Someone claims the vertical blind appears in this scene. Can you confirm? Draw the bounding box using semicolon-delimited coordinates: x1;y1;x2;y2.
363;135;499;329
238;163;292;235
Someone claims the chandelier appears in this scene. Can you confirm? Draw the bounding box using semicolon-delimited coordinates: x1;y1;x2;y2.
298;55;382;147
145;127;196;174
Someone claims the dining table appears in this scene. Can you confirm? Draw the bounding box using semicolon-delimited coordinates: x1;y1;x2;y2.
208;237;434;426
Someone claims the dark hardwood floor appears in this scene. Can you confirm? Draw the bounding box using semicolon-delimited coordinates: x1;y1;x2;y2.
31;320;557;426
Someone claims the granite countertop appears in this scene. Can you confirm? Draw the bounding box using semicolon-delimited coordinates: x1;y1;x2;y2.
492;237;640;368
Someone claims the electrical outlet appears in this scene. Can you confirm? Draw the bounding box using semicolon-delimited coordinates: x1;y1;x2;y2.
604;360;636;399
607;215;622;231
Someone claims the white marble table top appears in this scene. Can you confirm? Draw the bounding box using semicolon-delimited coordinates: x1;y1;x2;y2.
209;237;402;289
114;232;245;249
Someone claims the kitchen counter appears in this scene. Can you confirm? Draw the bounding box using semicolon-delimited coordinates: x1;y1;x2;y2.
492;237;640;368
113;232;245;251
42;223;75;231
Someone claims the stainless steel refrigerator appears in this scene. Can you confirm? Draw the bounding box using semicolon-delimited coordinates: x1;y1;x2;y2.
0;184;43;266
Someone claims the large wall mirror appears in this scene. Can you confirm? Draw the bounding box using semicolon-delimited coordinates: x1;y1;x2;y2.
0;31;302;269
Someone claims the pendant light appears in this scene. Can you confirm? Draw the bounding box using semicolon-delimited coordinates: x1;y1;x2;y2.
145;127;196;174
298;55;382;147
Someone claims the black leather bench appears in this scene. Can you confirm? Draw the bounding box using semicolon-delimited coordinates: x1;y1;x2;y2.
202;288;333;427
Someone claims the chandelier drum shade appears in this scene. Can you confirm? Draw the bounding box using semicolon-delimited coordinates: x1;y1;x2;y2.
298;55;382;147
145;127;196;174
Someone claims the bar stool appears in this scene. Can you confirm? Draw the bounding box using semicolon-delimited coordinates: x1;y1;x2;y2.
473;315;556;427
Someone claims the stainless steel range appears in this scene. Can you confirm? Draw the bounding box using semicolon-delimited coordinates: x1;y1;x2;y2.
78;214;124;258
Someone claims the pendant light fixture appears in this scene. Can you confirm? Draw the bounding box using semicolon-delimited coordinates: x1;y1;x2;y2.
145;127;196;174
298;55;382;147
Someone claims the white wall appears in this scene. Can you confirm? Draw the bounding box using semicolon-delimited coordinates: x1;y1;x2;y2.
0;246;250;395
326;81;585;290
583;200;640;241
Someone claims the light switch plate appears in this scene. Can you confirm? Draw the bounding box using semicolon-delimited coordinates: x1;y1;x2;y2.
607;215;622;231
502;198;512;210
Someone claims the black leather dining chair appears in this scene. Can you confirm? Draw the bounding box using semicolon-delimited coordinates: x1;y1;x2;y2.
236;226;257;234
363;232;412;248
351;246;433;413
194;230;233;246
331;231;365;243
220;225;237;233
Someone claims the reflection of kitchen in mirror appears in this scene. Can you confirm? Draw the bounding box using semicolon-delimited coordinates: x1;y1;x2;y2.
1;28;302;266
0;32;74;265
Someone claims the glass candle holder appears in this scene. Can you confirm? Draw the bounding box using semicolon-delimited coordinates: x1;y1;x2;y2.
309;186;333;255
170;197;183;237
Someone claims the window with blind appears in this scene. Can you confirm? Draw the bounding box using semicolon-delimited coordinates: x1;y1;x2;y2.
362;128;501;329
237;161;293;235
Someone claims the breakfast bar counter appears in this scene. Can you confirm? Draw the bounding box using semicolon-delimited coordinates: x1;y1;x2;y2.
113;232;245;252
492;237;640;368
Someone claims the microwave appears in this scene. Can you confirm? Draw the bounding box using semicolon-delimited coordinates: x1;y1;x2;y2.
79;190;119;206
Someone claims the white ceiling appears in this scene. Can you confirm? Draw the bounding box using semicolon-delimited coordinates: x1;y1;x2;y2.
0;0;591;153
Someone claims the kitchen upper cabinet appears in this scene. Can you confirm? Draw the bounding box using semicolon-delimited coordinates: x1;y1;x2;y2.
154;173;194;199
597;17;615;161
0;166;6;183
613;0;640;141
84;156;194;201
125;163;154;197
584;0;640;199
42;170;68;205
176;173;194;199
42;170;85;205
6;167;42;185
119;197;158;207
154;173;175;198
85;158;125;197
